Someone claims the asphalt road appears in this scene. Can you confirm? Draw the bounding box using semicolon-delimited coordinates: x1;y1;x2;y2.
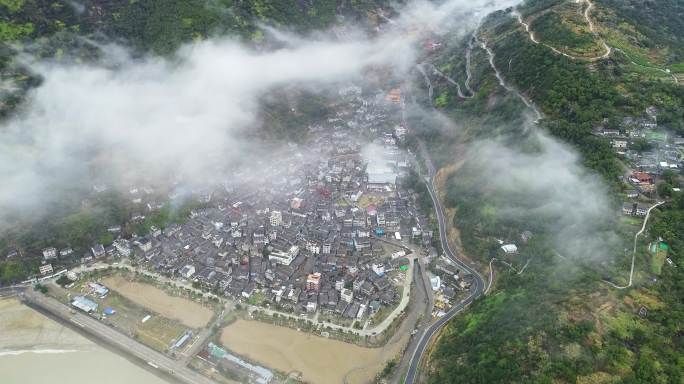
391;259;433;383
21;289;218;384
402;145;486;384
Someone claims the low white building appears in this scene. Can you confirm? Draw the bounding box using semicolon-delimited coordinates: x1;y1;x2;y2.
430;275;441;291
42;247;57;260
501;244;518;254
611;138;628;149
137;238;152;252
391;250;406;259
113;239;131;257
356;304;366;320
305;240;320;255
269;245;299;266
91;244;105;258
372;263;385;276
39;263;53;276
180;264;196;279
87;282;109;298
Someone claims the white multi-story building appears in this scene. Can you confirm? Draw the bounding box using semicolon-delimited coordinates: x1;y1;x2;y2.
113;239;131;257
341;288;354;303
305;240;320;255
270;210;282;227
42;247;57;260
269;245;299;266
39;263;53;275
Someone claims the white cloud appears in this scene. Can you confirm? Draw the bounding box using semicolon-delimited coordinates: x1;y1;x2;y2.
0;0;520;224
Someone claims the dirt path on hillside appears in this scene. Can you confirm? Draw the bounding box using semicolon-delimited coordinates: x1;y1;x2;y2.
515;0;610;61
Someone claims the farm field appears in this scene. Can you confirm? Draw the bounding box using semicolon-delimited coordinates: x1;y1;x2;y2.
52;278;192;354
98;292;188;353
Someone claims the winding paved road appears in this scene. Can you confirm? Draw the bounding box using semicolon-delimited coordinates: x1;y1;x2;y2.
515;0;611;62
604;201;664;289
403;144;486;384
474;35;543;122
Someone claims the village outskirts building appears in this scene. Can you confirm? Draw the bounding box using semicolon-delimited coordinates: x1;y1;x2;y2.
39;263;53;276
42;247;57;261
71;296;98;313
180;264;196;279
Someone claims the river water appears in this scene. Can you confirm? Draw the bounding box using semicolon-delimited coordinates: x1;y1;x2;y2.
0;349;168;384
0;298;168;384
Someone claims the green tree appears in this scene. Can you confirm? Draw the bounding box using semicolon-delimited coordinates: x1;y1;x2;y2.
0;260;25;284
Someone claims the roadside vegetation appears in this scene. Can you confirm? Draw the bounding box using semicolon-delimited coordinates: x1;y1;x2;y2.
424;1;684;382
529;2;604;58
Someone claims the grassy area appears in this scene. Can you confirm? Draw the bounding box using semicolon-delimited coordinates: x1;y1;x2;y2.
0;20;33;41
645;131;667;142
356;194;385;209
247;291;268;306
530;3;604;57
60;279;193;354
619;216;642;227
136;315;187;352
99;291;188;353
368;286;403;326
318;312;354;328
648;242;669;275
605;32;661;67
602;25;677;81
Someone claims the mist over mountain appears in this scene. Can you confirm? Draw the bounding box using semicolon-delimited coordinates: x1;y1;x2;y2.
0;0;518;226
1;1;683;383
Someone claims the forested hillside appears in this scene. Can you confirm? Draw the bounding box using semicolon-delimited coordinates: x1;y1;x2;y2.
0;0;390;52
0;0;392;284
0;1;682;382
425;1;684;383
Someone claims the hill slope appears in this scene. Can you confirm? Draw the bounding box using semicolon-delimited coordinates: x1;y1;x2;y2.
423;1;684;383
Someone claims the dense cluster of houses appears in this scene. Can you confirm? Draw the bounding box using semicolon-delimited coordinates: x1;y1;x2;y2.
39;84;436;322
429;256;474;315
596;107;684;214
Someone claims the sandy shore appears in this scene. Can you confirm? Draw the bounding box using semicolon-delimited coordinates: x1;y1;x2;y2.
0;298;168;384
0;298;93;351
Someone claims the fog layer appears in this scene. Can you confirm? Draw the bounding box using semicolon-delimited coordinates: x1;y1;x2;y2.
0;0;519;224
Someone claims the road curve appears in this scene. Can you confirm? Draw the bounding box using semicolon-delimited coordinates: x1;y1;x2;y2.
403;145;486;384
604;201;664;289
515;0;611;62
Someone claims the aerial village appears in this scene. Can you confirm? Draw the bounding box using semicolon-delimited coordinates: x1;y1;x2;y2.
26;83;481;383
599;106;682;269
598;107;683;218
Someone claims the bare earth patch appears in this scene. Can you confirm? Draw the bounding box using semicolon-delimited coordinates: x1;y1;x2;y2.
102;276;213;329
220;319;400;384
0;298;92;350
